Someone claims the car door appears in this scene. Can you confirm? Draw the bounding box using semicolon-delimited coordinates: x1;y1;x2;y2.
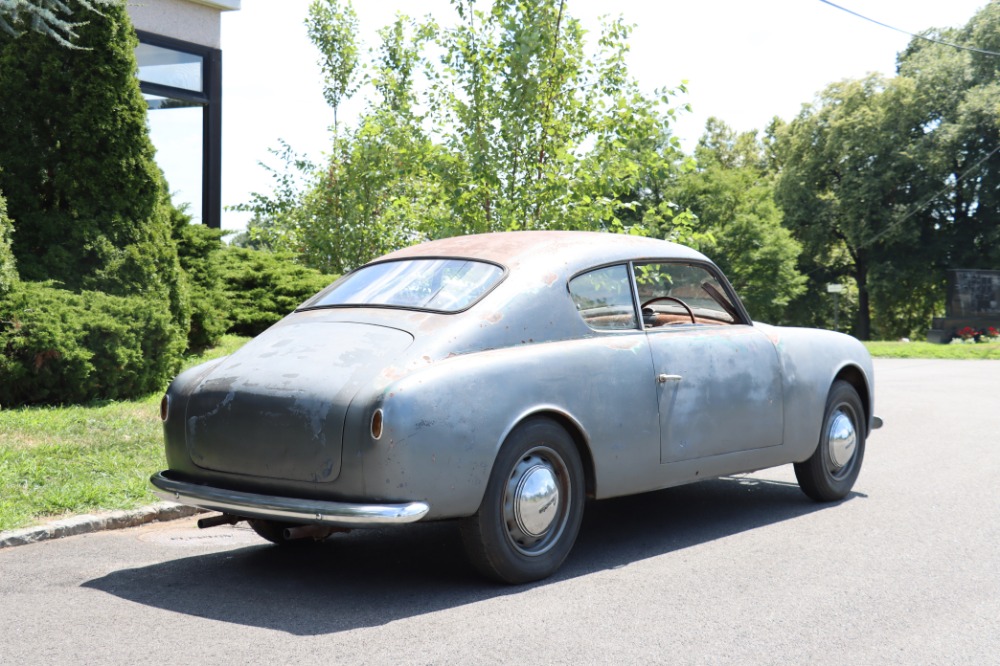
632;261;784;464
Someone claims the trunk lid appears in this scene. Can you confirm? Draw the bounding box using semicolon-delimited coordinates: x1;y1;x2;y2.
185;319;413;483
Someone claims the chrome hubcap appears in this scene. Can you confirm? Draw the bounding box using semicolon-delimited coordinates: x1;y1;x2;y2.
828;409;857;470
514;465;559;537
503;447;568;556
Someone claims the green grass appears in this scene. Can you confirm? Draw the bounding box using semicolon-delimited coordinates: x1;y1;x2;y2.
865;340;1000;360
0;335;248;532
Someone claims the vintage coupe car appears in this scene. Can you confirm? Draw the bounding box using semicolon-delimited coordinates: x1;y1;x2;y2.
152;231;880;583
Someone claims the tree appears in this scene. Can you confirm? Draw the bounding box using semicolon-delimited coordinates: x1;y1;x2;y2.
239;12;438;274
896;2;1000;272
669;118;804;323
242;0;694;273
0;0;115;47
0;0;188;335
776;4;1000;340
305;0;359;138
775;75;927;340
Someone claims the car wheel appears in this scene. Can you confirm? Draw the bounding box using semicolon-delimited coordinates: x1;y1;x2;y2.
248;519;322;546
794;380;866;502
461;417;585;584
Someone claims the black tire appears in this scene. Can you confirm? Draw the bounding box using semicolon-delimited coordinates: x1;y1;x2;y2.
248;519;319;546
794;380;866;502
461;418;585;584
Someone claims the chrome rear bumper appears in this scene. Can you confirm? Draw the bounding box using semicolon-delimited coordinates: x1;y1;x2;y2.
150;471;430;528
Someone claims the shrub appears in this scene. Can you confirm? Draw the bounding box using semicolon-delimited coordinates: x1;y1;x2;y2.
0;281;184;406
0;188;15;299
0;0;188;340
171;206;227;350
218;248;336;337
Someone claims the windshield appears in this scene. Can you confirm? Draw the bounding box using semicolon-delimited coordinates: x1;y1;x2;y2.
302;258;504;313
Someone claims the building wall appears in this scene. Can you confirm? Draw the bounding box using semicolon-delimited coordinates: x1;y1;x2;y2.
127;0;239;48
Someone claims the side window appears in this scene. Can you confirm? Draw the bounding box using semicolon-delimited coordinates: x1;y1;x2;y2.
633;262;740;327
568;264;639;331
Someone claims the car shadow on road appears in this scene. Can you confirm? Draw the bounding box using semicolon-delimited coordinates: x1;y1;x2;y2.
83;475;861;636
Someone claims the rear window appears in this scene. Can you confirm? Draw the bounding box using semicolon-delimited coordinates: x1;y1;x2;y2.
301;259;504;313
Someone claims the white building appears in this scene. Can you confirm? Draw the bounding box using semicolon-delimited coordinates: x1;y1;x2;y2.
128;0;241;228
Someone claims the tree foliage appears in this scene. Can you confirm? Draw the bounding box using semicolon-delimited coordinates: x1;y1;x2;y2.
218;247;336;337
240;0;694;274
896;2;1000;272
0;0;115;47
0;281;184;405
775;75;923;339
171;205;227;351
775;4;1000;340
669;118;804;323
305;0;359;135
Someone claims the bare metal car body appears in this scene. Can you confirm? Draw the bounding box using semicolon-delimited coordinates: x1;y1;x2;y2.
152;231;879;583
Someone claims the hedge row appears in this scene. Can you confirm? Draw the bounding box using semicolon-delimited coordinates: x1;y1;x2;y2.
219;247;336;337
0;282;184;406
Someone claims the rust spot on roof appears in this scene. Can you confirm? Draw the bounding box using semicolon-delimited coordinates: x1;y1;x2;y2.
377;231;707;269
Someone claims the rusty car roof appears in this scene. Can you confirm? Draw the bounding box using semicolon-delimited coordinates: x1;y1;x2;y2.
379;231;711;272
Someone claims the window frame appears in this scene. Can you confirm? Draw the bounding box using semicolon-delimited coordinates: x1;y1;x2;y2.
629;259;752;328
136;30;222;229
567;262;643;332
567;258;753;333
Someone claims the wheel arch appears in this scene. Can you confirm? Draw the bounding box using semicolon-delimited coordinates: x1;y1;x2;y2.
500;407;597;500
833;364;871;433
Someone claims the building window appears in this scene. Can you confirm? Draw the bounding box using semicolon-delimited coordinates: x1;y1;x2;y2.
135;30;222;228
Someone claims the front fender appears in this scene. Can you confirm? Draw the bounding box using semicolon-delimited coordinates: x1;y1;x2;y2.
756;323;875;462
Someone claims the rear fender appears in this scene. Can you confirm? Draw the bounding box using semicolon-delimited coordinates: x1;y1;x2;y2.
361;334;660;518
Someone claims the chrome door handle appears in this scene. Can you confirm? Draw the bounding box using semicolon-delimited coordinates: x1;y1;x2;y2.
657;374;682;383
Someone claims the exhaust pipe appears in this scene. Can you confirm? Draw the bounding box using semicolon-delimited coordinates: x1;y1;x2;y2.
197;514;243;529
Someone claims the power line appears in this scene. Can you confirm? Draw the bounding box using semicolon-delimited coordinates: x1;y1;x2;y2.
802;141;1000;278
817;0;1000;57
860;142;1000;251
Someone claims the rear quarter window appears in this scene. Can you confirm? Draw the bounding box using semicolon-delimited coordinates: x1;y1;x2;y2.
568;265;639;331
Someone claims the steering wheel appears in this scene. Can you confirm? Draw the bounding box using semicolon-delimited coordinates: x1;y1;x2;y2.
640;296;696;325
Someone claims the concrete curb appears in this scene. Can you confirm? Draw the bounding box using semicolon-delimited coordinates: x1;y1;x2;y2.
0;502;207;549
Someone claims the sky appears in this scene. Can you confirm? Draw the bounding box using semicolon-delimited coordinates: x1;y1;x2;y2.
197;0;990;232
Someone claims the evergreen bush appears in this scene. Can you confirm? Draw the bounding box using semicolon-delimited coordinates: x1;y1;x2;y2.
172;206;227;350
0;282;184;406
0;189;15;299
0;0;188;346
219;248;336;337
0;1;189;405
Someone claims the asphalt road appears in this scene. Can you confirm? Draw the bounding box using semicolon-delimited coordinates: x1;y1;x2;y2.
1;359;998;665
